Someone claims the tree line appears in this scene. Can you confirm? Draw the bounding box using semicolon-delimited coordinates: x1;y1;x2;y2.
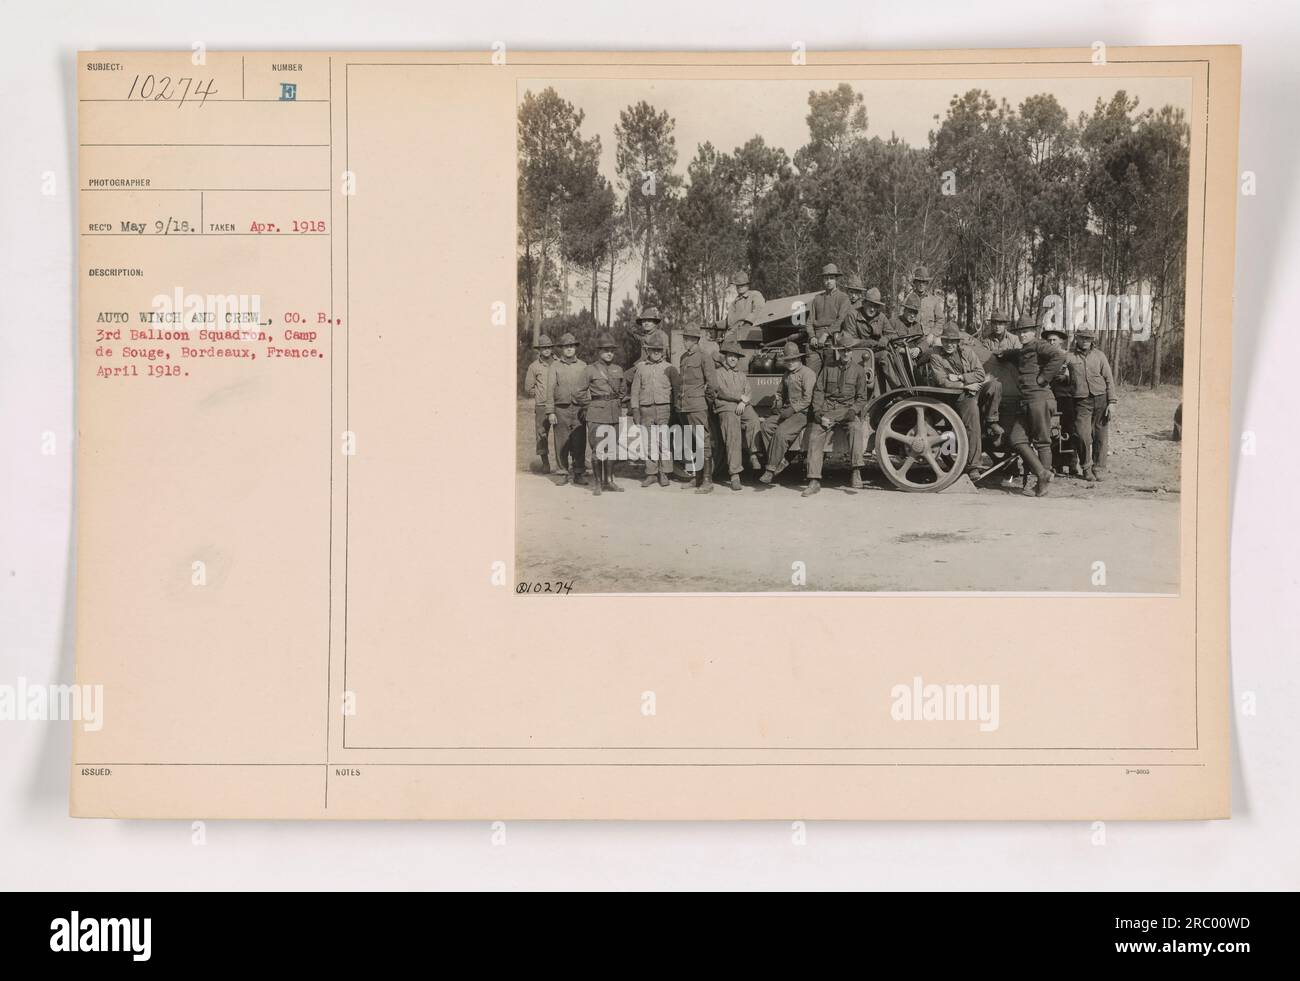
517;83;1190;391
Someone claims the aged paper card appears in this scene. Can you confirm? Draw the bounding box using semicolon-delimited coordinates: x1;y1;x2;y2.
73;47;1238;819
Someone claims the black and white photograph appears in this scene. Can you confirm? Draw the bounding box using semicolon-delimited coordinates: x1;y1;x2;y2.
515;75;1193;592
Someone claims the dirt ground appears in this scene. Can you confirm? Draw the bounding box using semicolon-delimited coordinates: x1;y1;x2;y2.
515;386;1183;593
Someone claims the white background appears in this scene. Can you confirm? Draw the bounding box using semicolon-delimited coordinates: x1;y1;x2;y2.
1;0;1295;890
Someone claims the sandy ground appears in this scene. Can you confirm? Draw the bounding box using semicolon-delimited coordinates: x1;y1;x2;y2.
515;386;1182;593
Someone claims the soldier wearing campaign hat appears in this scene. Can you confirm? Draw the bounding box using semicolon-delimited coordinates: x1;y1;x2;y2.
579;332;628;496
759;342;816;485
806;262;854;373
927;321;987;473
994;312;1068;496
724;270;765;340
910;264;945;341
803;331;869;495
629;329;679;487
524;333;556;473
712;339;762;491
676;322;719;493
1067;328;1117;481
545;331;590;485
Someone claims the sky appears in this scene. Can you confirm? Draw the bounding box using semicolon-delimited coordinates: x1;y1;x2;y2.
519;74;1194;311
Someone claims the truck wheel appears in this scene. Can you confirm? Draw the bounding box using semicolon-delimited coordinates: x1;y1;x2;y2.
874;397;967;492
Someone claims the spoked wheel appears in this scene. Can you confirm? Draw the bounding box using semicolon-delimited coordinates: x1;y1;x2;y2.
874;397;968;492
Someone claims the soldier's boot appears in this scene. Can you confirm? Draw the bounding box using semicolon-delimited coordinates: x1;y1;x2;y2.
592;462;604;496
759;469;775;484
658;473;669;488
641;474;656;488
730;475;742;492
1084;466;1098;483
557;471;570;486
1013;445;1047;497
573;470;588;486
849;468;863;489
694;454;714;494
802;479;821;498
1035;446;1054;497
608;463;625;492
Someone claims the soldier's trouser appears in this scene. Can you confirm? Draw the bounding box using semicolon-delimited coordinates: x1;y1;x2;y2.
978;376;1003;424
952;392;982;470
716;404;761;476
534;405;552;460
1073;394;1110;470
806;406;864;480
760;411;807;469
683;409;712;480
1008;390;1053;449
553;404;587;475
637;403;673;475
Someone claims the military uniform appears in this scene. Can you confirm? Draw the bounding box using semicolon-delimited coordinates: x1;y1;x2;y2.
1066;338;1117;476
996;315;1067;496
806;338;868;484
724;289;765;338
582;335;628;494
676;326;719;490
630;353;678;479
910;266;944;344
760;345;815;480
545;335;590;481
523;336;554;470
977;318;1020;428
712;345;762;480
927;325;987;471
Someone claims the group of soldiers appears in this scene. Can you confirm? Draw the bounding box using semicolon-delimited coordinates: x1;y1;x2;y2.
523;263;1118;498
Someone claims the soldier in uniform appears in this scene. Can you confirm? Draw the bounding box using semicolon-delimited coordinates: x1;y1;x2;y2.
545;331;589;485
926;321;987;474
758;342;815;485
806;262;854;374
712;340;763;491
974;309;1018;440
804;332;869;496
995;313;1068;497
625;307;664;397
1043;326;1079;476
629;331;678;488
523;334;555;473
1068;329;1118;481
578;333;627;496
724;271;765;340
676;323;719;494
910;264;944;343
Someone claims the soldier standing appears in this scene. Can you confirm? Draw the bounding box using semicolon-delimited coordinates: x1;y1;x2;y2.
758;342;815;485
975;309;1018;439
712;340;763;491
1069;330;1117;481
804;332;869;496
724;271;765;340
629;331;678;487
580;333;627;496
806;263;854;374
676;323;719;494
926;321;987;474
523;334;555;473
625;307;664;396
910;264;944;343
996;313;1068;497
545;331;589;486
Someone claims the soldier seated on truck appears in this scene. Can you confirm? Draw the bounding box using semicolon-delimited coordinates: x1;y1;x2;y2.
803;332;869;497
759;342;816;486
